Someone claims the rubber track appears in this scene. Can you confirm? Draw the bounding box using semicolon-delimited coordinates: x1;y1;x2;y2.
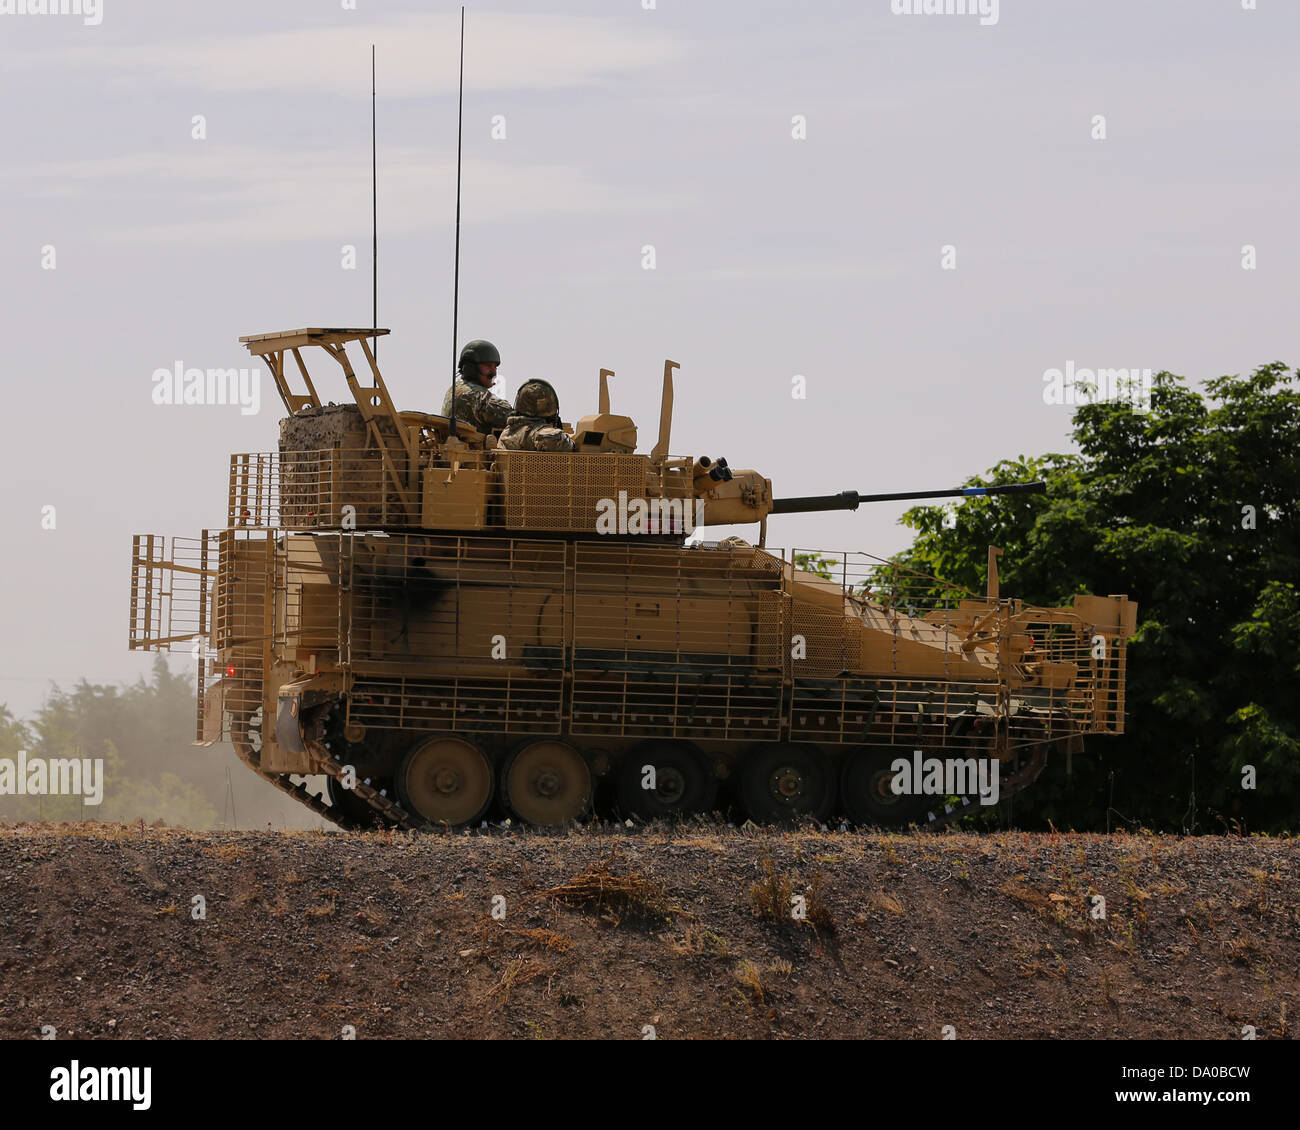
235;730;1055;834
920;745;1050;831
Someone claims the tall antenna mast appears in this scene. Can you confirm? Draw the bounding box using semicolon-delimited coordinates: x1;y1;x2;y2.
448;5;465;439
371;43;378;361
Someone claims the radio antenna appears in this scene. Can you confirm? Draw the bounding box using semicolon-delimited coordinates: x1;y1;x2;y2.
447;6;466;439
371;43;378;361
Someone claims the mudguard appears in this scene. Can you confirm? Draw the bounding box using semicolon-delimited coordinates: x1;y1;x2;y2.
276;673;350;755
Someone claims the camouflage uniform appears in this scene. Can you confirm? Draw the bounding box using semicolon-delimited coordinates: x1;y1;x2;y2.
497;379;576;452
498;417;576;452
442;376;513;433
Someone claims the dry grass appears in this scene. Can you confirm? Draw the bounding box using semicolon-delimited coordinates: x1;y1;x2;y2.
674;838;728;855
733;959;767;1004
750;854;836;937
1221;936;1258;965
355;904;390;929
805;871;836;937
1016;945;1069;981
869;890;905;915
1116;869;1152;930
998;880;1095;939
538;857;673;925
483;958;550;1006
1000;882;1052;912
749;852;793;921
668;926;732;960
477;920;574;954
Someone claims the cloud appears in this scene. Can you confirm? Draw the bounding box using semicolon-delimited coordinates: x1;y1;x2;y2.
5;12;688;96
0;12;691;242
1;143;682;243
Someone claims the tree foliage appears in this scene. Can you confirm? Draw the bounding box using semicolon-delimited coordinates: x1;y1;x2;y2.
0;655;317;828
894;364;1300;831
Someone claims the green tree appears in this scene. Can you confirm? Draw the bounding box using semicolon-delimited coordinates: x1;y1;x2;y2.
793;552;841;580
2;654;316;829
894;364;1300;832
0;705;30;758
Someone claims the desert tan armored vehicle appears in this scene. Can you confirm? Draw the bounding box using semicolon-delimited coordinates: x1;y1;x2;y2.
127;328;1135;829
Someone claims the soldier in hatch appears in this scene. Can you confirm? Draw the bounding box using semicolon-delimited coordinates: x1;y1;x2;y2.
497;379;576;452
443;339;514;432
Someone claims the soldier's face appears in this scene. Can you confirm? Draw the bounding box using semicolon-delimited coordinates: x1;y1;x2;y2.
477;362;498;385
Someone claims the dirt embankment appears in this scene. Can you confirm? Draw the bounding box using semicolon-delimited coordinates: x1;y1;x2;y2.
0;823;1295;1040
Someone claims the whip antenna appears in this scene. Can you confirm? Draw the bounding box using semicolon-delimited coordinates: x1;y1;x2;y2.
448;6;465;439
371;44;378;361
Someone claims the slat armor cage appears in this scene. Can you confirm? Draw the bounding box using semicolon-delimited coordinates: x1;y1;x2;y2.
127;527;1127;751
127;328;1133;802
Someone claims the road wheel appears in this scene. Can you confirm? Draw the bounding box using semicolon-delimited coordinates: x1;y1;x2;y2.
396;735;493;828
501;740;592;827
841;748;927;827
616;741;716;820
739;744;835;825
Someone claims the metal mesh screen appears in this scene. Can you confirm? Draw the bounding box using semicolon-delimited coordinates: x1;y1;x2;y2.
281;533;569;733
499;451;647;531
229;451;402;530
569;541;784;739
782;549;1126;749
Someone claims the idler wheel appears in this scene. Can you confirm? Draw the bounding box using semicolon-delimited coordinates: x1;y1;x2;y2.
616;741;716;820
501;740;592;827
396;735;494;828
739;743;834;824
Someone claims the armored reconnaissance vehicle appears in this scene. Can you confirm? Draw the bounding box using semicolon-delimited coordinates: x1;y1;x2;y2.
127;327;1135;829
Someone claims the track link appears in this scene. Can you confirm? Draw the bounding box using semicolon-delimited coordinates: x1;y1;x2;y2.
306;739;428;832
231;740;359;830
919;743;1050;831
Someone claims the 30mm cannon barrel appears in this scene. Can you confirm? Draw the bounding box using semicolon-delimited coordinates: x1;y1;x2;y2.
770;481;1047;515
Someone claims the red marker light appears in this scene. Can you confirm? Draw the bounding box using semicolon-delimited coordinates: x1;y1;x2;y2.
225;664;237;677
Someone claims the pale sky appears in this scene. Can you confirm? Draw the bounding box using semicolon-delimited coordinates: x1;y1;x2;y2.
1;0;1296;718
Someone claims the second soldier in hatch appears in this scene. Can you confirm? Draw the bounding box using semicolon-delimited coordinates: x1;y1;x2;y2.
498;379;576;452
443;339;514;432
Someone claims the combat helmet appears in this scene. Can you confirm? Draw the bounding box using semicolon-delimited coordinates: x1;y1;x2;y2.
515;378;560;418
458;339;501;376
